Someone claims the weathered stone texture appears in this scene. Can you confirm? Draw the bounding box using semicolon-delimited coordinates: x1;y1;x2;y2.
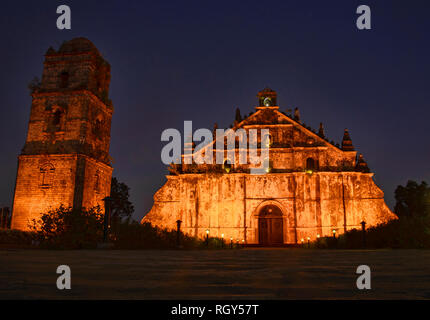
11;38;113;230
144;88;396;244
145;172;395;244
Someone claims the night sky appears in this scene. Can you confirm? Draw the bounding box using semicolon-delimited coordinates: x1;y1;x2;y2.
0;0;429;221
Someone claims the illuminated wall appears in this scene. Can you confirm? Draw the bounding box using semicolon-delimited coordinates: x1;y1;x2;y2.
144;88;397;244
144;172;395;244
11;38;113;230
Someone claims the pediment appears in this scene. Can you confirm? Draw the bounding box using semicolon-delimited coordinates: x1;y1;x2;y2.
237;108;339;150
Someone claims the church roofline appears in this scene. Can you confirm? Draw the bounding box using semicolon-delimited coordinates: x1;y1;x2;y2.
166;171;375;178
238;107;347;153
182;93;357;159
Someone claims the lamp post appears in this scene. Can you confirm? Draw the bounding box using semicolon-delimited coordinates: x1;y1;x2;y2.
221;233;224;248
316;234;320;248
205;229;210;247
360;221;366;248
102;197;113;243
307;236;310;248
332;229;336;239
176;220;182;248
230;237;233;249
301;238;304;247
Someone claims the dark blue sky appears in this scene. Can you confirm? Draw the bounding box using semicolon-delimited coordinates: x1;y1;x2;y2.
0;1;429;221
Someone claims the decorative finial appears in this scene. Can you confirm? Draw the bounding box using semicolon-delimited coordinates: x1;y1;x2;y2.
355;153;370;172
45;46;56;55
318;122;325;138
235;108;242;124
341;128;355;151
293;107;300;122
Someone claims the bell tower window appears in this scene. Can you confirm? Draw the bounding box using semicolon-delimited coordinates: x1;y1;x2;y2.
93;115;104;139
257;88;277;107
53;109;62;126
47;107;64;132
60;71;69;88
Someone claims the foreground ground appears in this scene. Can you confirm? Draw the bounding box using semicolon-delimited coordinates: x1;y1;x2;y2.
0;248;429;299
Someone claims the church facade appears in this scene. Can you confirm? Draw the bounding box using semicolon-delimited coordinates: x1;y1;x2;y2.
11;38;113;230
143;88;396;245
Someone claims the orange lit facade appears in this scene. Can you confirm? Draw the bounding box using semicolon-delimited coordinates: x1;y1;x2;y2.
11;38;113;230
143;88;396;245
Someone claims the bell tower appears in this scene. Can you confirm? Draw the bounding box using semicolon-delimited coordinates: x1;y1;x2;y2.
257;88;278;108
11;38;114;230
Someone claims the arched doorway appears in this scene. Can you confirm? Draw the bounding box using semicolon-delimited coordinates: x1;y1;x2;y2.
258;204;284;245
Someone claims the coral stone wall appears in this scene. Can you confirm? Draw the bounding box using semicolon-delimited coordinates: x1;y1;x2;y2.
11;154;112;230
23;92;112;165
11;38;113;230
12;155;78;230
143;172;396;244
81;157;113;210
144;90;395;244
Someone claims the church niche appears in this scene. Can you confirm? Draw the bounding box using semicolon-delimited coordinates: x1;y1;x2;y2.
39;163;55;188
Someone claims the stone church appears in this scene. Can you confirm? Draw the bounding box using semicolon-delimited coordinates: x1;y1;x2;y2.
143;88;396;245
11;38;113;230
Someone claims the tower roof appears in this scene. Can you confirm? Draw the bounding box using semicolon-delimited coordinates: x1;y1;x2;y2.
257;87;277;97
58;37;101;55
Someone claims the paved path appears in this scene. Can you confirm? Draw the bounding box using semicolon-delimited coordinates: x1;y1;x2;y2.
0;249;429;299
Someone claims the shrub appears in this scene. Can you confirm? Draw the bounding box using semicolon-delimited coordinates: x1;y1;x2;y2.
313;216;430;249
30;205;104;249
111;221;205;249
0;229;36;246
23;205;238;250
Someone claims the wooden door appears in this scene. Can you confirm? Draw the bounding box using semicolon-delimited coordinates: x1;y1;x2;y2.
258;204;284;245
270;218;283;244
259;218;268;245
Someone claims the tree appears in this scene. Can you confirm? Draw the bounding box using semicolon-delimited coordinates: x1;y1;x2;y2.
394;180;430;219
110;177;134;221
